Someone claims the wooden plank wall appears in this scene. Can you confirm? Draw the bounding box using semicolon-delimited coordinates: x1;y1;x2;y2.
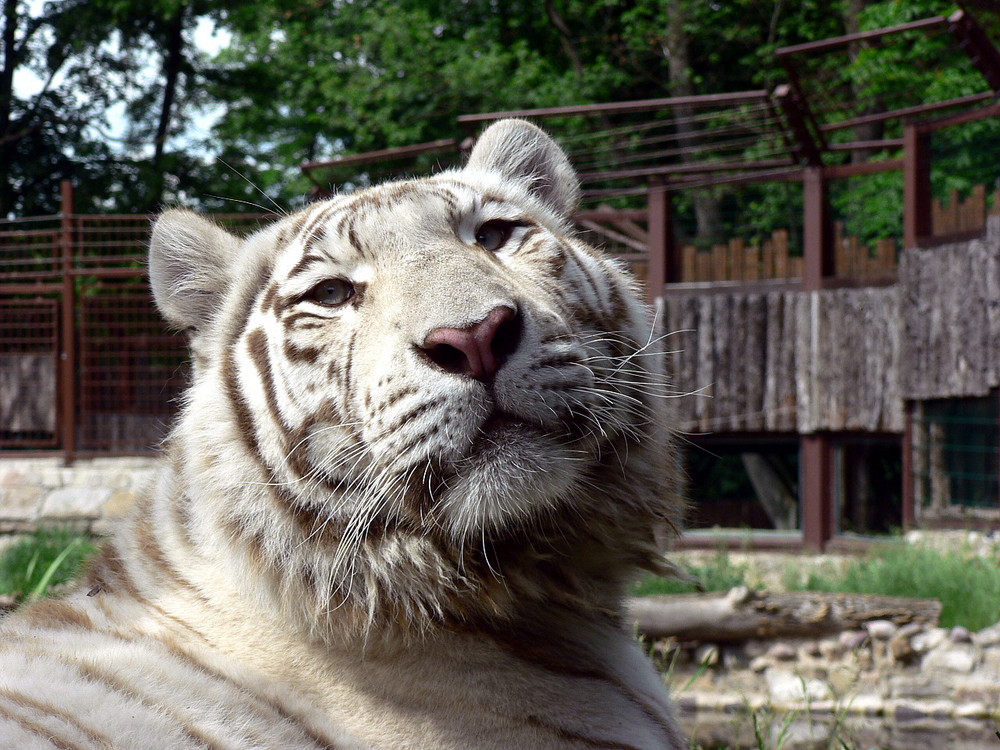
899;217;1000;400
661;286;904;435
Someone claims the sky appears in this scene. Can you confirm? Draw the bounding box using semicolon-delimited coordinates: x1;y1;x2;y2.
13;10;233;157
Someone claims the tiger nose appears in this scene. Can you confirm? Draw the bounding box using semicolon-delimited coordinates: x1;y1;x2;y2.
419;305;522;380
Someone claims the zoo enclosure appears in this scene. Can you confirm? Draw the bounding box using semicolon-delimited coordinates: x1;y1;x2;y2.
4;9;1000;550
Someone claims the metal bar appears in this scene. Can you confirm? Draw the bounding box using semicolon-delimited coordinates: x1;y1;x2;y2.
0;283;63;294
947;9;1000;93
903;124;932;248
574;208;649;221
803;167;832;289
58;180;77;462
773;84;823;165
300;138;459;172
577;158;794;183
821;158;904;180
457;90;771;125
646;180;672;302
916;99;1000;132
776;15;948;57
820;92;994;133
827;138;904;151
801;434;835;551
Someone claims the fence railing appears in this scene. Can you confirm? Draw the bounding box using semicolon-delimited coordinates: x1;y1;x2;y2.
0;201;274;457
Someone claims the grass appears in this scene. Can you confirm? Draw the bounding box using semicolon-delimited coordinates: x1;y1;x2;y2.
636;541;1000;631
0;526;99;603
633;547;749;596
785;544;1000;631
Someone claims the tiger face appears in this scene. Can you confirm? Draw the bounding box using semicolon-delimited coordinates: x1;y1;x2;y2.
150;119;679;631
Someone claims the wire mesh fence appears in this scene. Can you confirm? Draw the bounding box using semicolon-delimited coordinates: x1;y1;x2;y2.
0;211;276;454
911;395;1000;515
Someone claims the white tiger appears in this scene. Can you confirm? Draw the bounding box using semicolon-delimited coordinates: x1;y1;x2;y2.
0;119;686;749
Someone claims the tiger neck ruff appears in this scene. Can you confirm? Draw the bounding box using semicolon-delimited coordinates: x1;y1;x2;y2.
0;119;686;749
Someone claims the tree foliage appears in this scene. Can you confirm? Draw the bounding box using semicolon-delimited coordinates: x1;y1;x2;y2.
2;0;995;220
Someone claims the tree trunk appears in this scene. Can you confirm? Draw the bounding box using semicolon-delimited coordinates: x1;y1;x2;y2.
627;588;942;642
0;0;19;214
666;0;723;244
843;0;883;163
151;4;187;206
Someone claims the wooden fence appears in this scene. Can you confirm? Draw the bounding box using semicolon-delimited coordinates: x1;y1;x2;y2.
674;181;1000;284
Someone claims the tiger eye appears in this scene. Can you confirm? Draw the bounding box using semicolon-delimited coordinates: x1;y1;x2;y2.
305;278;354;306
475;220;514;252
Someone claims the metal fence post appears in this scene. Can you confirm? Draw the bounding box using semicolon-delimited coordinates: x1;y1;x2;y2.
59;180;77;463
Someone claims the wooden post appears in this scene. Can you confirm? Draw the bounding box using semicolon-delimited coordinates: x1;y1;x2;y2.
58;180;77;463
904;124;932;248
803;167;833;288
802;433;834;550
646;179;674;306
902;401;916;529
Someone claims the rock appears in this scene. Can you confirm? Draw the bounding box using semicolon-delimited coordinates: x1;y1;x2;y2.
865;619;898;640
839;630;868;651
768;642;796;661
950;625;972;643
974;622;1000;647
828;663;860;695
694;644;719;667
911;627;946;653
889;622;924;663
890;633;914;662
890;674;951;700
818;638;844;660
922;645;976;673
40;487;112;518
765;669;831;705
0;486;44;521
750;656;770;673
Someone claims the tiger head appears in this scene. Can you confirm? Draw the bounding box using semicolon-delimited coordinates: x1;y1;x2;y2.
149;119;682;637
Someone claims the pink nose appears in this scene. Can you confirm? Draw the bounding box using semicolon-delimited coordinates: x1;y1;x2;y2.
420;306;521;380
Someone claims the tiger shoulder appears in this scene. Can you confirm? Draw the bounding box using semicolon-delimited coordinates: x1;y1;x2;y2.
0;118;687;749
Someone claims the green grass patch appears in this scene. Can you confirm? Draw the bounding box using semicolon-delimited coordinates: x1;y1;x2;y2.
0;527;99;602
632;548;749;596
637;542;1000;631
786;544;1000;631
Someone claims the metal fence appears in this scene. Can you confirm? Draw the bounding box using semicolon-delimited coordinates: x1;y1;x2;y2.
0;194;274;456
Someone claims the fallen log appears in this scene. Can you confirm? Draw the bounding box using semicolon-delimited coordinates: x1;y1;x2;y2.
626;587;942;642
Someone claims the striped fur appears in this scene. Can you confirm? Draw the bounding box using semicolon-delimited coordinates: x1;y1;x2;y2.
0;119;686;748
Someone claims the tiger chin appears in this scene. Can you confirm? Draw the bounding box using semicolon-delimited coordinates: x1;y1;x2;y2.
0;119;687;749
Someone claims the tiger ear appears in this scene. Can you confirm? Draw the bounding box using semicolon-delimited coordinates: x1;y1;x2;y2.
149;209;241;331
465;119;581;218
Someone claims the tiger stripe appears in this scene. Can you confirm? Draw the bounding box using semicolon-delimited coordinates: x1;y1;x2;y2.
2;118;685;749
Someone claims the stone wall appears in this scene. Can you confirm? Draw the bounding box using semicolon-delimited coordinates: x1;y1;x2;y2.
668;615;1000;749
0;456;157;543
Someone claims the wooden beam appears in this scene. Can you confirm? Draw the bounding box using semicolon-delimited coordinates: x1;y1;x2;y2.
802;167;833;289
802;434;835;551
903;124;932;248
646;180;673;303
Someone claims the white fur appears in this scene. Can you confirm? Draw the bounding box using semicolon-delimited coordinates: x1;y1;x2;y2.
0;119;686;749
